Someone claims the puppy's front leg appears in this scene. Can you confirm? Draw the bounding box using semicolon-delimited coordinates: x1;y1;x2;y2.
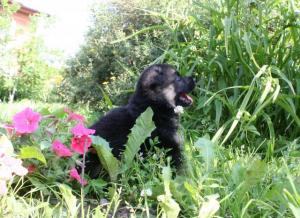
157;128;183;167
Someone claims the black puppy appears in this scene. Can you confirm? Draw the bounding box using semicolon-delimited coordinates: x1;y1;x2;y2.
86;64;195;178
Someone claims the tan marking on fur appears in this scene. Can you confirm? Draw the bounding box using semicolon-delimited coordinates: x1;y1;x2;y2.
162;84;176;106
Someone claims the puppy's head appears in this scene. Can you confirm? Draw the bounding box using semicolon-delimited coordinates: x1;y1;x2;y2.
137;64;195;109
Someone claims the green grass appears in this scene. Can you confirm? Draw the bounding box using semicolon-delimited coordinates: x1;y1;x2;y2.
1;129;299;217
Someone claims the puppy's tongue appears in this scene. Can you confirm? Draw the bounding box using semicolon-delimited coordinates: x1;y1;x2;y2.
179;93;193;104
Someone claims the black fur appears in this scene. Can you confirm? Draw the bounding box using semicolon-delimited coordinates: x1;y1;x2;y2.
85;64;195;178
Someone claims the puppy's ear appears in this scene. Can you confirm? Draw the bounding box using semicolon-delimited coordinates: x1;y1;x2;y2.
140;66;163;91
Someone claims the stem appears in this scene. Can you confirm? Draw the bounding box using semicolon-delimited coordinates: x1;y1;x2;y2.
80;137;87;218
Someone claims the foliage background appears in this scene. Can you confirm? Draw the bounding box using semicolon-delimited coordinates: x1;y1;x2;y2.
0;0;62;102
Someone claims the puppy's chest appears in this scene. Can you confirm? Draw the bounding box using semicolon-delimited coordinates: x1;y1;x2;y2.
153;114;179;129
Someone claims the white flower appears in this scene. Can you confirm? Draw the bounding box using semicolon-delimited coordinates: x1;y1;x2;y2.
174;106;184;114
0;135;14;156
141;188;152;197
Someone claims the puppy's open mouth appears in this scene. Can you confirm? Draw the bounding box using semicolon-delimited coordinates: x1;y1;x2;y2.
177;92;193;107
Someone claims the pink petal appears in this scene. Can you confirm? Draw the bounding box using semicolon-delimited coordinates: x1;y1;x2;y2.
71;123;95;137
52;140;73;157
69;168;87;186
70;168;80;180
12;108;42;134
71;135;92;154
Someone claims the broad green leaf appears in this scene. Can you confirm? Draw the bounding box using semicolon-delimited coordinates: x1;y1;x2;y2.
92;206;105;218
231;162;246;185
157;194;181;218
59;184;78;218
122;107;155;169
198;194;220;218
91;136;120;181
157;165;181;218
288;203;300;218
195;137;215;172
19;146;47;165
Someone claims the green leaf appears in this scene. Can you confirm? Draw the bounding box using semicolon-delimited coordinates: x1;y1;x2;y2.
288;203;300;218
195;137;215;172
221;65;268;145
59;184;78;218
99;86;113;109
91;136;120;181
276;98;300;128
245;159;267;186
198;194;220;218
245;125;260;136
223;16;231;56
214;99;222;127
231;162;246;185
157;165;181;218
19;146;47;165
51;107;67;119
122;107;155;169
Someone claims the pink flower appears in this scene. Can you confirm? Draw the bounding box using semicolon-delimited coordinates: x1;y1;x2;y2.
71;135;92;154
12;108;42;134
52;140;73;157
71;123;95;137
64;108;85;122
69;168;87;186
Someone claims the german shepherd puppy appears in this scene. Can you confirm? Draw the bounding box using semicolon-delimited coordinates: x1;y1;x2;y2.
86;64;195;178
